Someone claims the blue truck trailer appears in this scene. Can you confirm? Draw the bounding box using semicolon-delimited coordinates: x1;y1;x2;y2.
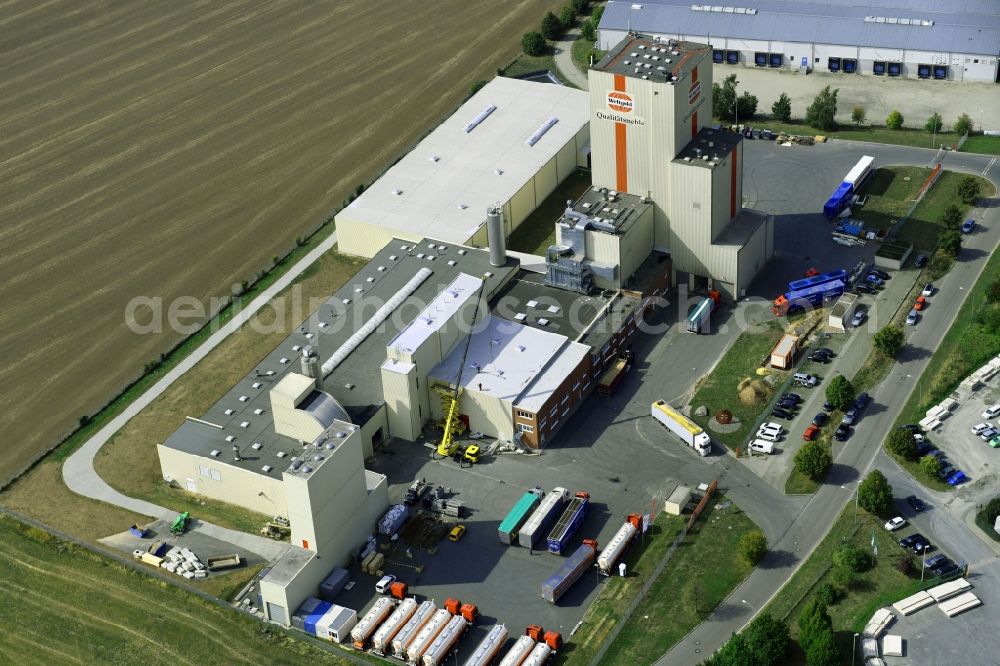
823;156;874;218
541;540;597;604
773;270;847;316
546;491;590;554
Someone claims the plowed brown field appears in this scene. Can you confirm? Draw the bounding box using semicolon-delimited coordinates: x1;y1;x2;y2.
0;0;559;483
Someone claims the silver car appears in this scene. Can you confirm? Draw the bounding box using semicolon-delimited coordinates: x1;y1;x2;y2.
905;308;918;325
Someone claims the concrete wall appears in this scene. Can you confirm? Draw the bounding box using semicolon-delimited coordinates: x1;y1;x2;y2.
157;444;288;517
381;359;421;441
359;404;388;457
427;382;515;442
619;205;655;287
736;214;775;297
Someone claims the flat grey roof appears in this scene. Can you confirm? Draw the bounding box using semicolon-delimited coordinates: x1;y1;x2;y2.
674;127;741;168
564;187;652;235
162;240;519;478
601;0;1000;55
594;34;711;83
715;208;771;248
263;545;315;588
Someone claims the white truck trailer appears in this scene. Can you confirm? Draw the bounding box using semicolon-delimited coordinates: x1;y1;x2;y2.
392;601;437;659
651;400;711;456
462;625;509;666
498;636;536;666
371;597;417;655
351;597;394;650
597;515;641;575
421;614;468;666
406;609;451;664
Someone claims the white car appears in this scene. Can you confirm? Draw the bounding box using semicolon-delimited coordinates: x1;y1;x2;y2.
755;430;781;442
758;422;784;435
913;433;926;443
375;574;397;594
884;516;907;532
922;283;934;297
982;405;1000;419
972;423;992;435
749;440;775;455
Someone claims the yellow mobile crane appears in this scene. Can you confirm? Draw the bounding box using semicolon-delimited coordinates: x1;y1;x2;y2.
436;276;487;458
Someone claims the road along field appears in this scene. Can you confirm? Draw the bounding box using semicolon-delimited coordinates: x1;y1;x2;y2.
0;0;562;485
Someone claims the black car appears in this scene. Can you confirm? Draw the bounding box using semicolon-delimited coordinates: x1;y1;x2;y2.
855;283;876;295
911;538;932;555
782;392;802;403
777;398;799;410
771;407;794;420
899;533;924;549
932;560;960;577
854;392;870;410
815;348;835;357
923;553;947;569
915;440;933;456
809;353;832;363
823;401;835;412
914;254;928;268
812;413;829;427
900;424;922;433
868;268;890;280
834;424;851;441
907;495;926;512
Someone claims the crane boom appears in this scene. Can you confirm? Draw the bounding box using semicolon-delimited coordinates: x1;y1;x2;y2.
436;276;487;457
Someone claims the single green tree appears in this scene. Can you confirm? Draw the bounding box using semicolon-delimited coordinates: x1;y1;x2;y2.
954;113;974;136
712;74;739;121
795;441;832;482
772;92;792;121
941;203;964;229
851;104;866;126
825;375;856;411
833;543;869;572
886;110;904;129
541;11;562;40
739;529;768;565
741;614;790;665
580;18;596;42
873;324;905;357
559;5;576;27
797;598;833;652
886;428;918;460
521;31;545;56
805;627;840;666
830;562;855;590
939;229;962;258
925;112;943;133
920;454;942;478
737;90;759;120
805;86;839;130
815;582;837;606
858;469;893;514
591;4;604;23
958;176;981;204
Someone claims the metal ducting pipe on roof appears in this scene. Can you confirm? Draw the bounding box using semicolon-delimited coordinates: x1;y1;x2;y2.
486;205;506;267
320;267;433;378
300;345;323;389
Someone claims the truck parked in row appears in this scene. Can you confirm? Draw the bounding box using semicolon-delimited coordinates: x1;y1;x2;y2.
462;624;508;666
392;601;437;660
651;400;711;456
772;269;847;316
371;597;417;655
351;597;394;650
541;539;598;603
547;491;590;554
518;488;569;548
597;514;642;575
498;487;544;545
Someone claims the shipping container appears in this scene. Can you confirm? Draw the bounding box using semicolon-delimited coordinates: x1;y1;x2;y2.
319;567;350;602
547;492;591;554
372;598;417;655
462;624;509;666
351;597;394;649
498;488;544;545
406;609;452;664
541;540;597;603
316;605;358;644
392;601;437;659
421;614;468;666
305;600;334;636
498;636;536;666
379;504;409;535
518;488;569;548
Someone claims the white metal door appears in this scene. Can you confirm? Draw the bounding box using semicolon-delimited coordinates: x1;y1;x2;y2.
185;478;196;492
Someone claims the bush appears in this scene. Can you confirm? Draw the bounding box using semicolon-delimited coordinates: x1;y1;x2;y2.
873;325;905;357
591;4;604;23
830;563;854;590
795;441;832;482
833;543;869;573
886;428;918;460
898;556;915;576
571;0;589;14
797;598;833;653
958;176;981;204
737;91;759;120
941;203;964;230
989;281;1000;304
825;375;856;411
815;582;836;606
805;628;840;666
739;529;768;565
559;5;576;27
772;92;792;122
925;112;943;133
858;469;893;514
939;229;962;258
709;615;791;666
975;305;1000;331
920;454;942;478
521;31;545;56
580;18;596;42
805;86;839;131
886;110;904;129
541;11;562;40
954;113;974;136
851;104;866;126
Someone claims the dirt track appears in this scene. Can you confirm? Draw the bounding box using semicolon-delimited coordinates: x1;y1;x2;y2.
0;0;559;483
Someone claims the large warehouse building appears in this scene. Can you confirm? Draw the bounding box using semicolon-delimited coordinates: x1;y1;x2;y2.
587;35;774;298
599;0;1000;83
335;77;591;258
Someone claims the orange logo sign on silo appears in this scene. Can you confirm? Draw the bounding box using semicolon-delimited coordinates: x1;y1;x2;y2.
688;81;702;105
607;90;634;113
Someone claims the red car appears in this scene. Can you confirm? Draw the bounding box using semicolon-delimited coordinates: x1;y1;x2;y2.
913;296;927;311
803;424;820;441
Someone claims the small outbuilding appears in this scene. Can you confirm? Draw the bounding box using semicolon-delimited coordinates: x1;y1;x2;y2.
828;293;858;331
769;333;800;370
664;485;692;515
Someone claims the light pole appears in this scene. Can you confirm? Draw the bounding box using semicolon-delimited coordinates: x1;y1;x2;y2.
741;598;758;613
921;544;928;582
851;632;860;666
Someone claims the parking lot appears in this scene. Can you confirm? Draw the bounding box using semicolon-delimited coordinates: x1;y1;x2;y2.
921;381;1000;485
